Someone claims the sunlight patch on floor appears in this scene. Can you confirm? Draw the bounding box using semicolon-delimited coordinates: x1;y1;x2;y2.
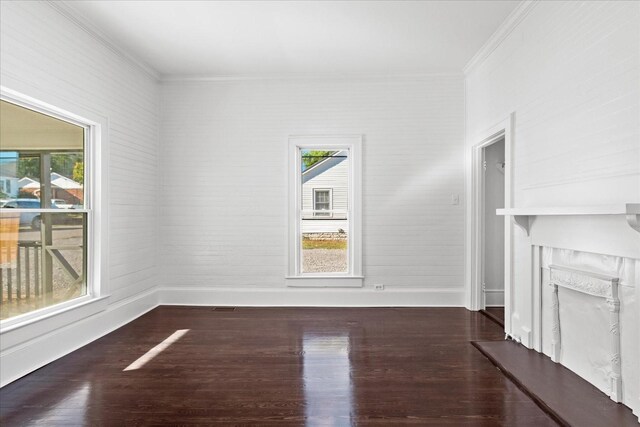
123;329;190;371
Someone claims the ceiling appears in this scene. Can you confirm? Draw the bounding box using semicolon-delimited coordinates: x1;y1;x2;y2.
63;0;519;79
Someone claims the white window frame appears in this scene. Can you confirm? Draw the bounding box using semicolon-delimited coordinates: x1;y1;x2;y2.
313;188;333;217
0;87;108;334
287;135;363;287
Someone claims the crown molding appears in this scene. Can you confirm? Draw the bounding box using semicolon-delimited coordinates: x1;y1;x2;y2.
47;1;161;82
463;0;539;76
160;71;464;83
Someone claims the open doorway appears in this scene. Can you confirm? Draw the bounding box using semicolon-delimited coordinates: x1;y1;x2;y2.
469;113;514;336
481;138;505;326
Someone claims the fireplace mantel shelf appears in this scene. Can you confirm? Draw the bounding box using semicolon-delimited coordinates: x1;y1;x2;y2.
496;203;640;235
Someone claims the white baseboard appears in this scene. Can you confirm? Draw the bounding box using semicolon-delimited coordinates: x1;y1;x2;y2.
159;286;466;307
0;288;158;387
484;289;505;306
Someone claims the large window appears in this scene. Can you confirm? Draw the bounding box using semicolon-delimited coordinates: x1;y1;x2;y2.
288;136;362;286
0;99;90;321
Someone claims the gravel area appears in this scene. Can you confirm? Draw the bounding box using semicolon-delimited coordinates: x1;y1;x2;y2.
302;248;347;273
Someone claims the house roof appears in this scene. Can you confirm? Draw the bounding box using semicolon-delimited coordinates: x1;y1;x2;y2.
302;150;348;184
302;150;347;175
21;173;82;190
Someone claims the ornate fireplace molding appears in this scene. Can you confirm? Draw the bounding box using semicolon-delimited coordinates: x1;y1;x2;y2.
548;264;622;403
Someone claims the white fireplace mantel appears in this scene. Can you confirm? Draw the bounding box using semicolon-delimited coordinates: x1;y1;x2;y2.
496;203;640;235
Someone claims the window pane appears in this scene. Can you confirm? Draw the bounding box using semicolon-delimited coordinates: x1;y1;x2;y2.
0;100;87;321
300;149;349;273
301;213;348;274
0;212;87;320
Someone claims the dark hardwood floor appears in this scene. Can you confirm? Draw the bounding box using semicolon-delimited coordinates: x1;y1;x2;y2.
481;307;505;328
0;307;557;426
473;340;638;427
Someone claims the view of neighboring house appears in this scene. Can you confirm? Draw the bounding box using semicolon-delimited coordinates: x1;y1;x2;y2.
0;152;18;197
301;150;349;235
20;172;83;205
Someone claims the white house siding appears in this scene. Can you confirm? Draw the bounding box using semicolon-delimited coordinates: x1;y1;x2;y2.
301;153;349;234
0;1;160;383
161;76;465;292
465;1;640;413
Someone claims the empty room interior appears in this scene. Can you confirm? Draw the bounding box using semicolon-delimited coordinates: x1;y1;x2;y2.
0;0;639;425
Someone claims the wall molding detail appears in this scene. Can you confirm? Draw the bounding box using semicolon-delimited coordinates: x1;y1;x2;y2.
158;286;465;307
48;1;160;81
548;264;622;403
0;288;159;388
463;0;538;75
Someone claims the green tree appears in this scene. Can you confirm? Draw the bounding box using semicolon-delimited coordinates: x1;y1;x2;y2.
17;157;39;179
73;161;84;184
16;153;83;180
302;150;335;170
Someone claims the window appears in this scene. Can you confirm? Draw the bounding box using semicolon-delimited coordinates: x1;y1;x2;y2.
0;98;94;322
313;189;332;217
288;136;362;286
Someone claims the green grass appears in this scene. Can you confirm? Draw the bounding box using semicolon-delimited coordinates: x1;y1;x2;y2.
302;239;347;250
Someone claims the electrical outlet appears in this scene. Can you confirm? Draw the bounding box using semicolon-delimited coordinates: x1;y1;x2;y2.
374;284;384;291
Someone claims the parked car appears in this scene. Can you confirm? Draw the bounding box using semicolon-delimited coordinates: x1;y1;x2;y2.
53;198;70;208
1;198;68;230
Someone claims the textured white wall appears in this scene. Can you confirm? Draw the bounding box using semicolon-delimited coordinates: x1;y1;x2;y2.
0;0;160;384
466;1;639;207
1;1;160;304
160;77;465;298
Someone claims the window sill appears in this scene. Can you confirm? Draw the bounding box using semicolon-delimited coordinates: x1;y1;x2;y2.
0;295;110;351
285;276;364;288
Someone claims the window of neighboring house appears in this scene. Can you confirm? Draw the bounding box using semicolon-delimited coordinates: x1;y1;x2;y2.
313;189;332;217
0;98;93;323
287;136;362;286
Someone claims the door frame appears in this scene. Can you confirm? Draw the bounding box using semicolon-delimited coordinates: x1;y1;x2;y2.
469;113;514;335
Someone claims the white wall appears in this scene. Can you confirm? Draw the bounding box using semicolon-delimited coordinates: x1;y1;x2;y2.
0;1;160;385
466;1;639;207
465;0;640;415
160;76;465;304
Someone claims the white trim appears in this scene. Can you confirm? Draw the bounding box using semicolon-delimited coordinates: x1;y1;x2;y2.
161;72;463;83
497;204;639;216
468;114;515;338
0;294;104;333
463;0;539;75
0;87;109;335
285;276;363;288
0;209;90;214
0;288;157;387
496;204;640;236
484;289;505;307
49;1;160;81
0;296;109;347
159;286;465;307
288;135;363;284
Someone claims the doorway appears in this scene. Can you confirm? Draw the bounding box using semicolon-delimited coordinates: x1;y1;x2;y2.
469;113;514;336
481;138;505;325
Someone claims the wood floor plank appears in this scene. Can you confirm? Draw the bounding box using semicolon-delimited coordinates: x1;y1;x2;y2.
0;307;558;426
473;340;638;427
